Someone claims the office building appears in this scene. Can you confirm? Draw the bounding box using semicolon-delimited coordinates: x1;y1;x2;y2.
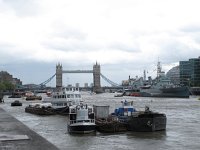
179;57;200;87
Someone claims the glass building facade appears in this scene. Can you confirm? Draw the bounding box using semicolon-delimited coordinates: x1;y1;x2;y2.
179;57;200;87
166;66;180;85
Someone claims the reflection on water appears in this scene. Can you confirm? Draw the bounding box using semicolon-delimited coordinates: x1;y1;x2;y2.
126;131;167;140
1;93;200;150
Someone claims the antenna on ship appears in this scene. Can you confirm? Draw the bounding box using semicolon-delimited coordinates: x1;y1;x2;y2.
157;58;162;78
143;70;146;81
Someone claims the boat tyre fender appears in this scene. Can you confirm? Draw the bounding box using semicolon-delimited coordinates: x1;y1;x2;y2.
76;105;80;110
147;121;152;127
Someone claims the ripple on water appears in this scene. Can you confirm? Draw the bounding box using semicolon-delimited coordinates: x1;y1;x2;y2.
1;93;200;150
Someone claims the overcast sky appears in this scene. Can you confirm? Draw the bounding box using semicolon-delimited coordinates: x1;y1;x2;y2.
0;0;200;86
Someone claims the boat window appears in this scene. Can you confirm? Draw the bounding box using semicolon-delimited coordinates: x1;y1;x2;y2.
67;94;70;98
75;94;80;98
88;108;92;113
77;120;89;123
70;94;74;98
62;95;65;98
52;103;57;106
57;103;63;106
71;108;75;113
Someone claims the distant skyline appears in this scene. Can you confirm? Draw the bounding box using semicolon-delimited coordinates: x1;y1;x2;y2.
0;0;200;86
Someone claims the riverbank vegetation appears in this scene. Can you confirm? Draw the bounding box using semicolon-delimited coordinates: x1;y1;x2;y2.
0;81;15;91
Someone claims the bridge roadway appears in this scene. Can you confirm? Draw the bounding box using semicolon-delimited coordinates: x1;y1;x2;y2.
62;70;93;73
0;107;59;150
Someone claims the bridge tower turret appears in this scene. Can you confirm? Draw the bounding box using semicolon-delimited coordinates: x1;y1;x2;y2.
93;62;103;93
56;63;63;88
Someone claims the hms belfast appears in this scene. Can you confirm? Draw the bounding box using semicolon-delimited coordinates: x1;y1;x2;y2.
124;61;190;98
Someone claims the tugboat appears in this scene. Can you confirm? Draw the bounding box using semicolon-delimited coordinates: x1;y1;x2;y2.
11;100;22;106
114;100;167;132
68;103;96;134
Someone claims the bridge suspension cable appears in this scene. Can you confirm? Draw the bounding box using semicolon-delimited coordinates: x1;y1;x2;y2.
100;73;120;87
39;73;56;86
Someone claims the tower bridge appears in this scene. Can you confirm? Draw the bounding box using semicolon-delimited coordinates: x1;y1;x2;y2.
56;62;105;93
16;62;122;92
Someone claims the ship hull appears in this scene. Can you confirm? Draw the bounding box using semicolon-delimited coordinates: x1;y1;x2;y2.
127;86;190;98
95;119;127;133
68;122;96;134
25;106;55;115
126;113;167;132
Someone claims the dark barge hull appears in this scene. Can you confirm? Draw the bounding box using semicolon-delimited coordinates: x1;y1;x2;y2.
126;114;167;132
95;120;127;133
26;96;42;101
25;107;55;115
53;107;69;115
11;103;22;106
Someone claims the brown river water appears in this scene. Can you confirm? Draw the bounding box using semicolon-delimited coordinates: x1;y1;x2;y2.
1;93;200;150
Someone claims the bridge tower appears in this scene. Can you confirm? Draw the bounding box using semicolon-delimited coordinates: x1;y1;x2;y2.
93;62;103;93
56;63;63;88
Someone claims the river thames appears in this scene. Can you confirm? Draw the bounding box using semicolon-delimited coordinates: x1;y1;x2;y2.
1;93;200;150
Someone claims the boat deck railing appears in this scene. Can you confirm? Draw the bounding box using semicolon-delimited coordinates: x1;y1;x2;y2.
69;119;95;125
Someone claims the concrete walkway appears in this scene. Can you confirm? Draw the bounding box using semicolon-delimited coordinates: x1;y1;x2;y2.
0;107;59;150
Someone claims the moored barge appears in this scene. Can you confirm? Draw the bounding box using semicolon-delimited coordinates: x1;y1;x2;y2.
125;107;166;132
25;103;55;115
115;101;167;132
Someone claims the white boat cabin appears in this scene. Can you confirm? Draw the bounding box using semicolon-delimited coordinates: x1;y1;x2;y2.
42;87;82;108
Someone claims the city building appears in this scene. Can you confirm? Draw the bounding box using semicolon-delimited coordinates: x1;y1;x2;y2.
84;83;88;88
75;83;79;88
179;57;200;87
0;71;13;82
0;71;22;86
166;66;180;85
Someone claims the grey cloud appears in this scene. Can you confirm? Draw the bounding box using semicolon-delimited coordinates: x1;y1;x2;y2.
42;39;99;52
41;27;94;52
53;29;87;41
158;40;199;63
109;42;140;52
180;26;200;45
2;0;40;17
0;43;16;63
181;25;200;33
